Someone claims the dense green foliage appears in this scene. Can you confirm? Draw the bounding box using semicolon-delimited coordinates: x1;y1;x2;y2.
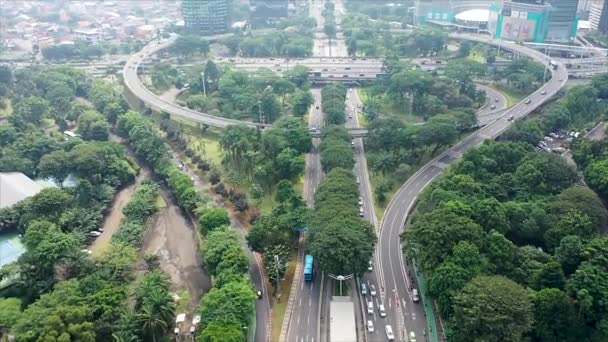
321;82;348;125
403;140;608;341
219;117;310;189
117;111;202;213
183;64;301;123
320;125;355;173
308;168;376;275
197;227;256;340
0;65;196;342
112;180;160;247
220;21;314;57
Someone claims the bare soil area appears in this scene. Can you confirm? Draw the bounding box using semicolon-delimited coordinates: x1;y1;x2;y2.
141;188;210;313
91;170;149;256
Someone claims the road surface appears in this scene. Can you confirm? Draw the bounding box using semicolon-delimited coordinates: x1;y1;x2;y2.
285;88;325;342
378;34;568;341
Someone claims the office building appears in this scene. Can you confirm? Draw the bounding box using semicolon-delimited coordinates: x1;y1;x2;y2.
488;0;552;42
251;0;289;18
589;0;608;32
545;0;580;41
182;0;231;35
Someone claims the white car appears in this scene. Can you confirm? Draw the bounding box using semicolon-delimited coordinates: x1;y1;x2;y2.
358;197;363;206
368;260;373;272
370;284;377;296
367;320;374;333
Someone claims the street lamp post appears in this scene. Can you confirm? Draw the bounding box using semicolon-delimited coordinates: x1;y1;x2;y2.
200;71;206;97
328;273;354;296
274;254;280;297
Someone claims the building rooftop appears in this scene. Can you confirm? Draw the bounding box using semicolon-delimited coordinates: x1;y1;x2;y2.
455;9;490;22
0;172;42;209
330;297;356;342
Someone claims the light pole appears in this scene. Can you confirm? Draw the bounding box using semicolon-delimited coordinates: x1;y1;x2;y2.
274;254;280;297
200;71;206;97
328;273;353;296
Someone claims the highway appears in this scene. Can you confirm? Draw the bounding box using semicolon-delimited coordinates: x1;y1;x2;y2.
285;88;324;342
282;1;340;341
122;38;270;129
377;34;568;342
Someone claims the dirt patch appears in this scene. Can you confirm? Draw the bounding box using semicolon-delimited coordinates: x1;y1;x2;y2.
91;171;148;256
141;189;210;313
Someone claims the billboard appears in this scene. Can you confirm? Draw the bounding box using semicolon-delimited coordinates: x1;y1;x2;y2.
500;16;537;40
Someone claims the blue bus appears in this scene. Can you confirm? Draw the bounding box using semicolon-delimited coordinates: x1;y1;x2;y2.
304;255;313;281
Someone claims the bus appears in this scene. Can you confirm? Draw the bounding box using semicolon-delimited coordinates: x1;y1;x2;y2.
304;255;313;281
549;60;558;70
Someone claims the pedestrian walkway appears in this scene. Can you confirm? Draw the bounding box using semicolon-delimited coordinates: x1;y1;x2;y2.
414;263;440;342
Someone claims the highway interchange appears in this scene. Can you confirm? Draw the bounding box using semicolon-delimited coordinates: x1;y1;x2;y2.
121;3;571;340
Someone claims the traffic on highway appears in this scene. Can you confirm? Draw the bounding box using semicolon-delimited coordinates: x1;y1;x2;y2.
121;4;570;341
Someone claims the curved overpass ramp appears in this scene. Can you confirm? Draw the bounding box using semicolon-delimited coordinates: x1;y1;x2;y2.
123;37;271;129
376;33;568;341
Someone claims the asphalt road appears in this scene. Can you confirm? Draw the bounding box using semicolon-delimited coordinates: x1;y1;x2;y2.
286;88;324;342
378;35;568;342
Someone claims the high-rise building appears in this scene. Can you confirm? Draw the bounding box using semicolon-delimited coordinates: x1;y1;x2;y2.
488;0;552;42
182;0;231;35
589;0;608;32
545;0;580;41
251;0;289;18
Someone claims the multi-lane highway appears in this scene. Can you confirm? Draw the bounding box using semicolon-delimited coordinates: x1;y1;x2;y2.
378;35;568;341
285;88;324;342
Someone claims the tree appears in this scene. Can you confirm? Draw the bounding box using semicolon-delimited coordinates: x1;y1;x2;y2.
291;89;314;117
202;228;248;277
11;96;50;127
416;116;458;153
555;235;584;275
402;208;484;272
198;208;230;234
0;297;22;331
197;281;256;330
533;288;579;342
285;65;310;88
199;322;245;342
450;275;533;342
308;216;376;276
584;159;608;200
78;110;110;141
12;280;96;342
38;150;71;185
534;261;566;290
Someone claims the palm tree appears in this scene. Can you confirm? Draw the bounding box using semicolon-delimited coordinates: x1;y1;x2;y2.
137;304;167;342
146;288;177;326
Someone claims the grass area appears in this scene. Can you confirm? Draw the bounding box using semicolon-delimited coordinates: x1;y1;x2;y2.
258;190;278;213
357;112;368;128
271;252;297;342
0;99;12;118
175;289;191;313
188;133;223;166
358;88;424;125
155;194;167;209
489;83;524;108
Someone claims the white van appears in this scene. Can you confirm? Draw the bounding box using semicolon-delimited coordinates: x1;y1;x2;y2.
378;304;386;317
385;325;395;341
409;331;416;342
367;301;374;314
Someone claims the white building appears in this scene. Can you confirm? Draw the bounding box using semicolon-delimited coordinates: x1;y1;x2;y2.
73;28;102;44
589;0;608;33
0;172;42;209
